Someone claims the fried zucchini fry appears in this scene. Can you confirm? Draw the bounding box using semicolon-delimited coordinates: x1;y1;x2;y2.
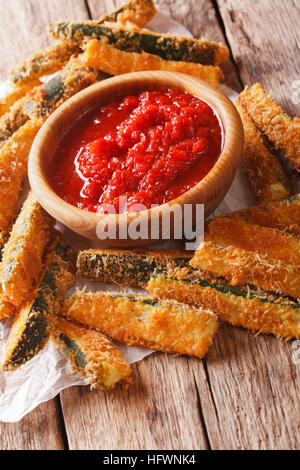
62;291;218;358
239;83;300;171
1;238;75;371
77;248;192;286
202;217;300;265
0;193;55;308
23;54;106;121
1;53;106;139
49;20;228;66
0;119;42;244
147;268;300;340
0;79;42;118
0;95;29;142
103;0;156;26
9;41;80;87
191;218;300;298
235;100;291;204
229;194;300;235
83;40;223;85
191;242;300;299
51;317;131;389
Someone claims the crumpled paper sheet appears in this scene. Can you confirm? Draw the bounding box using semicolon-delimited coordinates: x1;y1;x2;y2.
0;11;248;423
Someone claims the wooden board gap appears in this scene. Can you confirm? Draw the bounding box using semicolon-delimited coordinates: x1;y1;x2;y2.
211;0;244;88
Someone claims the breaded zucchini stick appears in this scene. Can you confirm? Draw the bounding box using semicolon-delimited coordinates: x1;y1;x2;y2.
202;217;300;266
23;54;106;121
103;0;156;26
239;83;300;171
193;242;300;299
235;100;291;204
8;0;153;87
2;238;75;371
0;95;29;142
0;80;42;118
77;248;192;286
191;218;300;298
83;40;223;86
229;194;300;235
9;41;80;87
62;291;218;358
147;268;300;340
1;54;106;140
49;20;228;66
51;317;131;389
0;193;55;308
0;119;42;246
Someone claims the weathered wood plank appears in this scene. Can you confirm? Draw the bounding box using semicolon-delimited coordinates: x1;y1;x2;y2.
0;0;89;449
200;324;300;450
0;398;65;450
216;0;300;115
0;0;89;80
60;354;210;450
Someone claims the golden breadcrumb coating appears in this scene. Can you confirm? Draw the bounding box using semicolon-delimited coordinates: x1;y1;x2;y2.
191;217;300;298
0;301;15;320
2;237;76;371
239;83;300;171
77;247;192;286
229;194;300;235
0;80;42;118
204;217;300;265
0;95;29;142
9;41;80;86
23;54;104;121
0;193;55;307
51;316;132;390
83;40;223;86
191;242;300;299
147;269;300;340
235;99;291;204
61;291;219;358
0;119;42;241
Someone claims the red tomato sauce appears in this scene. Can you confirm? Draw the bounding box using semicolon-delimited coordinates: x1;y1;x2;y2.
49;89;223;213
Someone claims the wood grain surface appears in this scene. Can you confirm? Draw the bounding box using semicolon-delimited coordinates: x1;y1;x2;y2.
0;0;299;451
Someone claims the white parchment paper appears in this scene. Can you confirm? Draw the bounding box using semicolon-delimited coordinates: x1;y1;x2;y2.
0;11;248;422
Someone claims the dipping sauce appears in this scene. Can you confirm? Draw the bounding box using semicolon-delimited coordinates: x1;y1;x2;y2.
49;89;223;213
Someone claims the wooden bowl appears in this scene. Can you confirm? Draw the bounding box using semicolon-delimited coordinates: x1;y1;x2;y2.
28;71;244;247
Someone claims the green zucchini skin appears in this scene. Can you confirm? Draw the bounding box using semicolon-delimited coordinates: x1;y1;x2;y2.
151;268;300;307
9;42;80;86
58;333;87;370
49;22;223;65
77;249;192;286
23;56;109;121
147;268;300;339
0;99;29;142
51;316;132;389
1;238;75;371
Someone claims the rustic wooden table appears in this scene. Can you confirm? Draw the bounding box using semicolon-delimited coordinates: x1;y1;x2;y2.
0;0;299;451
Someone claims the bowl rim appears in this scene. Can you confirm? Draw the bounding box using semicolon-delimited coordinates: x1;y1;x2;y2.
29;71;243;225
